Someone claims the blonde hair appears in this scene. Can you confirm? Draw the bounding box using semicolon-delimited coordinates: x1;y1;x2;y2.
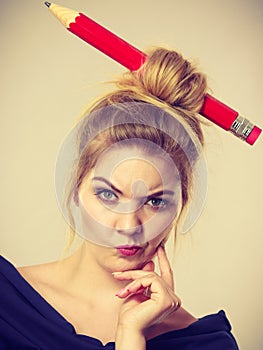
65;47;208;249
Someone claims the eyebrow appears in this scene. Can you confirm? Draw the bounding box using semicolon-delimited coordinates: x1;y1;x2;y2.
92;176;175;197
93;177;123;195
147;190;175;197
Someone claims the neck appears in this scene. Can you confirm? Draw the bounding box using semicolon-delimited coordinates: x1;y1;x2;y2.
55;243;126;299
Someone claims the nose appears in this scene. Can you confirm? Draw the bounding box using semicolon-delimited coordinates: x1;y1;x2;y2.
116;211;143;236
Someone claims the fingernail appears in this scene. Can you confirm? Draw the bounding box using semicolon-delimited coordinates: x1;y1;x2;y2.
115;288;127;297
160;241;165;249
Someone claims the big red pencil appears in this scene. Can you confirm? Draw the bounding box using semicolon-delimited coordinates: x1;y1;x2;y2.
44;2;262;145
44;2;146;71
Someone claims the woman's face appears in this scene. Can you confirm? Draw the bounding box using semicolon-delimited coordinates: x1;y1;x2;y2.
77;144;182;271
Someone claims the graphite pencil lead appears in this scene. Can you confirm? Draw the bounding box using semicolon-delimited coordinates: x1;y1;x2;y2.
44;1;51;7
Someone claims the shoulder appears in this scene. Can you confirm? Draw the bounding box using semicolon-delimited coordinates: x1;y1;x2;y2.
0;257;66;350
18;261;55;288
0;256;58;300
0;256;69;326
17;260;68;304
0;255;64;302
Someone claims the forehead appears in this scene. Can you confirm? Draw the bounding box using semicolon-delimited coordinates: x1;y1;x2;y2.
91;144;180;191
111;158;163;191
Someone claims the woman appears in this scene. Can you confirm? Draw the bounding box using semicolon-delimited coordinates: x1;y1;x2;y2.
0;48;239;349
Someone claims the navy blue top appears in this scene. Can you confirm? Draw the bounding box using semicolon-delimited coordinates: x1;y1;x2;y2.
0;256;239;349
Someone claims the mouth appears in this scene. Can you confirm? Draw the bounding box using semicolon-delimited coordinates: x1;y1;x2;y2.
115;245;142;256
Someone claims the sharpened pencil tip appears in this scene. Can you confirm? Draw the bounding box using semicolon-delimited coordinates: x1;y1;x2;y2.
44;1;51;7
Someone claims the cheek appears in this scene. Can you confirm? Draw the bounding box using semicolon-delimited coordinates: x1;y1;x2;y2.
154;224;173;243
79;185;103;215
141;207;176;241
77;197;119;247
80;196;116;227
81;196;100;215
145;230;171;257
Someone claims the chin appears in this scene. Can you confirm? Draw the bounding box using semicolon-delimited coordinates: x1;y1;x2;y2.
114;252;157;272
109;256;145;272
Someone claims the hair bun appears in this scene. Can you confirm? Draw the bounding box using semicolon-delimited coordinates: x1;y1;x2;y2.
138;48;207;112
116;48;207;114
87;47;207;146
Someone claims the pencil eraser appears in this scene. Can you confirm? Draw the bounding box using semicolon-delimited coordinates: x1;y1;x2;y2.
246;126;262;145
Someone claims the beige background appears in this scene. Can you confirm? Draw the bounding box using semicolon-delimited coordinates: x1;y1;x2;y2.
1;0;262;348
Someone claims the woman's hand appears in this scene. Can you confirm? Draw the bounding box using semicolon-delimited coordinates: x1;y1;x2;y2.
113;245;181;336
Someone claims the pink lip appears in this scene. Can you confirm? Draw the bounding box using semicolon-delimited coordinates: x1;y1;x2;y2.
116;246;141;256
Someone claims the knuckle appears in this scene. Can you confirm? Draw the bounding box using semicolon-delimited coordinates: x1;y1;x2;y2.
171;297;182;312
162;295;181;312
167;266;173;275
160;298;174;311
147;272;157;278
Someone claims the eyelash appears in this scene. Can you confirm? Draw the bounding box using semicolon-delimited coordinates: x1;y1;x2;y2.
94;189;118;203
146;198;168;210
94;188;169;209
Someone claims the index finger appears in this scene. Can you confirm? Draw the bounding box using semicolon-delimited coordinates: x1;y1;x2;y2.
157;245;174;290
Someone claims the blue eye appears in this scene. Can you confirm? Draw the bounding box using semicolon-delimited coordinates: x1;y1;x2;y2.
146;198;168;209
95;189;118;202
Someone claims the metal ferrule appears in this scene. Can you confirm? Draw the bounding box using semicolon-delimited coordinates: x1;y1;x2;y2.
230;115;254;141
